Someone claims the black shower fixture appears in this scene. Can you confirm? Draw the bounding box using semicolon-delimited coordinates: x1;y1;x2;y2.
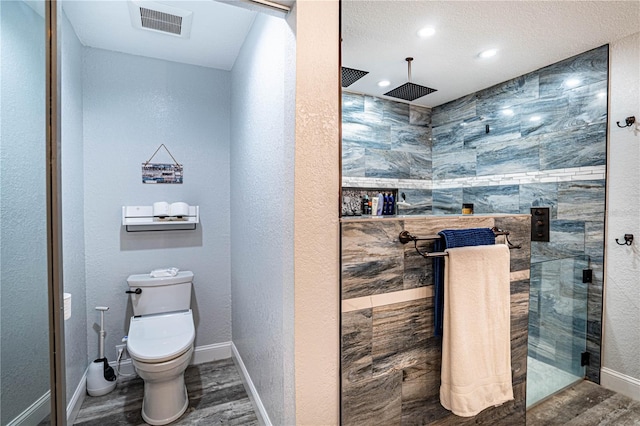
384;57;437;102
341;67;369;87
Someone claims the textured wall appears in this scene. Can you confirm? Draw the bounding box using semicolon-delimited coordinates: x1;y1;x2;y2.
293;0;341;423
341;215;531;424
603;32;640;382
0;2;50;423
61;9;88;407
230;13;295;425
82;48;232;361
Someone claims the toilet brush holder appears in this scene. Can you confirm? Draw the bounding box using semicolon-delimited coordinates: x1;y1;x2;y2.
87;358;117;396
87;306;117;396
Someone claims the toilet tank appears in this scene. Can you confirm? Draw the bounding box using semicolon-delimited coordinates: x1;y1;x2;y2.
127;271;194;316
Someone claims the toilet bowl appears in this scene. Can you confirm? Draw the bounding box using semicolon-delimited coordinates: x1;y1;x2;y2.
127;310;195;425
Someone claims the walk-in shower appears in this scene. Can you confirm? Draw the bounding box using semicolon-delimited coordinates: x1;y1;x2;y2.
526;255;589;407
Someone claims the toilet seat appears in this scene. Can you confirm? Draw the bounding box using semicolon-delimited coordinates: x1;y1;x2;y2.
128;310;195;363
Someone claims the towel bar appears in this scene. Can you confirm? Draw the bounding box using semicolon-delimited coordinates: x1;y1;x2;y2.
399;227;522;259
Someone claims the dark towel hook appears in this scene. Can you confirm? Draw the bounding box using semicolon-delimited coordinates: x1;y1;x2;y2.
615;234;634;246
616;116;636;128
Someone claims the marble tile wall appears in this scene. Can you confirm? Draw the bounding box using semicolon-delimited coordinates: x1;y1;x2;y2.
342;92;433;214
342;45;608;382
341;215;531;425
431;45;608;382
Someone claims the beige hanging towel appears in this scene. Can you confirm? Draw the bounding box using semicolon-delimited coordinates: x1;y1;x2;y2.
440;244;513;417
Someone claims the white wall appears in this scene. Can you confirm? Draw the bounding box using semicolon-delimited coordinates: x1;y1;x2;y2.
602;31;640;399
82;48;232;360
230;12;295;425
0;1;50;423
293;1;341;423
61;8;88;406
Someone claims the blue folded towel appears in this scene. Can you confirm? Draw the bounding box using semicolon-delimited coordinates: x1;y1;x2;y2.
433;228;496;337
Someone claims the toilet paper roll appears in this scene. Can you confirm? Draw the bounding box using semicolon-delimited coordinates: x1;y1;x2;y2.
170;202;189;218
153;201;170;218
64;293;72;321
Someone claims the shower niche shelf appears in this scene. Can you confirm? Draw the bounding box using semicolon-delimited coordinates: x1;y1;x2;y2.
122;205;199;232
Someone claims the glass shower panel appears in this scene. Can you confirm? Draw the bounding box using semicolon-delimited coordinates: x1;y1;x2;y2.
526;255;589;407
0;1;51;424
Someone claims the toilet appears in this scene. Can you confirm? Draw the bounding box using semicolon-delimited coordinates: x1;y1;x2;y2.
126;271;195;425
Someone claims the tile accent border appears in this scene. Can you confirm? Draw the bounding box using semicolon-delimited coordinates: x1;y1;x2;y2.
342;271;529;313
342;287;433;312
343;165;605;191
511;269;531;281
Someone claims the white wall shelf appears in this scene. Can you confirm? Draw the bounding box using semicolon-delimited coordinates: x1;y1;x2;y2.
122;205;199;232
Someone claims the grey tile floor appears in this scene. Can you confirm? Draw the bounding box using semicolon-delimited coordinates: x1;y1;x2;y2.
73;358;258;425
528;380;640;425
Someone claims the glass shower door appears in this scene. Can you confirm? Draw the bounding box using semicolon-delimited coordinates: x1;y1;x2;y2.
0;1;52;424
526;255;589;407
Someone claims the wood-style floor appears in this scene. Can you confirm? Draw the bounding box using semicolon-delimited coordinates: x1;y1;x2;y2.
44;363;640;425
72;358;258;425
528;380;640;426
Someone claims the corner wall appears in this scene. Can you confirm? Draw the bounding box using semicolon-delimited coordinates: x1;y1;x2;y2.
602;31;640;399
230;12;295;425
293;0;340;424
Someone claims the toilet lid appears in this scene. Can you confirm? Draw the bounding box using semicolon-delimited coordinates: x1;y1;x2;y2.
127;310;195;363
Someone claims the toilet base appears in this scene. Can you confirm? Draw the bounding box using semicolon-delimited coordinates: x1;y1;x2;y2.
142;385;188;426
132;346;193;425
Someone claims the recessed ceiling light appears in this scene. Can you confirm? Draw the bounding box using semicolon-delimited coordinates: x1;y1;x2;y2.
530;115;542;122
565;78;581;88
378;80;391;88
417;27;436;38
478;49;498;59
502;108;514;116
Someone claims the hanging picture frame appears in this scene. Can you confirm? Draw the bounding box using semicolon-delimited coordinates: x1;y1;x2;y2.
142;144;183;184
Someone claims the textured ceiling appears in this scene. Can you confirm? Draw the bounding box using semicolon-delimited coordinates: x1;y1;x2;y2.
342;1;640;107
63;0;257;70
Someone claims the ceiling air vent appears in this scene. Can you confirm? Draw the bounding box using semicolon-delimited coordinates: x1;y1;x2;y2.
128;1;193;39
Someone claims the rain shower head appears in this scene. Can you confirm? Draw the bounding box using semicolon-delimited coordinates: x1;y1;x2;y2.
384;58;436;102
342;67;369;87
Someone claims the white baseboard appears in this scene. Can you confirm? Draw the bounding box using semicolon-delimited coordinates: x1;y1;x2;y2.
601;367;640;402
192;341;232;365
67;369;87;424
231;342;272;426
106;341;232;374
7;390;50;426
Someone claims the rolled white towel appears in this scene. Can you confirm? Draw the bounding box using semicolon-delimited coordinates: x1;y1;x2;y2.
150;267;179;278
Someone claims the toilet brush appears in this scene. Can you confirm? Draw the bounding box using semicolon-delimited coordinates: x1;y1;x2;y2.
87;306;117;396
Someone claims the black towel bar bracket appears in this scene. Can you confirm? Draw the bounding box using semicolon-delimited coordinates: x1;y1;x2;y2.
399;227;522;259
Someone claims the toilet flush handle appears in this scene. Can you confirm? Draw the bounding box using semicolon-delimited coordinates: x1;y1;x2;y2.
126;288;142;295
